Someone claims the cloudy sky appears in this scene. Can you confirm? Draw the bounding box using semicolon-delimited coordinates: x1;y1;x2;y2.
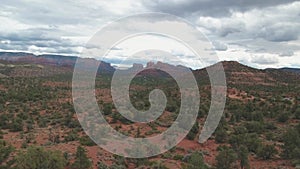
0;0;299;69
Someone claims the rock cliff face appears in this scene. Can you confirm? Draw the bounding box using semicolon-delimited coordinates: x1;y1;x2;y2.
125;61;191;78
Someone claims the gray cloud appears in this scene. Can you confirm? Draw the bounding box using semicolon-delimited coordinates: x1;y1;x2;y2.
0;27;60;42
259;23;299;42
279;50;294;57
198;3;300;42
212;41;228;51
143;0;297;17
0;27;83;54
0;0;109;25
0;42;27;51
227;38;300;57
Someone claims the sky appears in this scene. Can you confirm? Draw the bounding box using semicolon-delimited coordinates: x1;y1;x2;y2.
0;0;299;69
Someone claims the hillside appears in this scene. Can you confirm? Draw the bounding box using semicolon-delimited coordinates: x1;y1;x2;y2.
194;61;300;86
279;67;300;74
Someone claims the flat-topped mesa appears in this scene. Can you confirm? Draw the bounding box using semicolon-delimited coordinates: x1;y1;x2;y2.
125;61;191;78
146;61;155;68
0;51;116;72
145;61;190;71
132;63;144;69
145;61;174;69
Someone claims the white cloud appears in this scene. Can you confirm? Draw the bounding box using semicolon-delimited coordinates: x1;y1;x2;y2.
251;54;279;65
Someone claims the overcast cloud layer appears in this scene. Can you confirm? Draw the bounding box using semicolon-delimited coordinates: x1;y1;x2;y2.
0;0;299;68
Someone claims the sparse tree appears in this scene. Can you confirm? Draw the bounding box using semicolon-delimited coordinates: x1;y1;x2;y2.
216;146;237;169
282;128;300;159
71;146;92;169
238;146;250;169
184;151;209;169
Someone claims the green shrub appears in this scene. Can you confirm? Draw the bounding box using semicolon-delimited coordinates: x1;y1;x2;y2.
103;104;112;115
294;108;300;119
80;136;96;146
277;113;289;123
215;129;228;143
71;146;92;169
97;161;109;169
257;144;278;160
9;117;23;132
183;151;209;169
244;121;264;133
0;140;14;163
173;154;184;161
187;121;199;140
216;146;237;169
281;128;300;159
64;130;79;142
15;146;66;169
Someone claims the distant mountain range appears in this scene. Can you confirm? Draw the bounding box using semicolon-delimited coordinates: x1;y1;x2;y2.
0;52;299;86
279;68;300;74
0;52;115;72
